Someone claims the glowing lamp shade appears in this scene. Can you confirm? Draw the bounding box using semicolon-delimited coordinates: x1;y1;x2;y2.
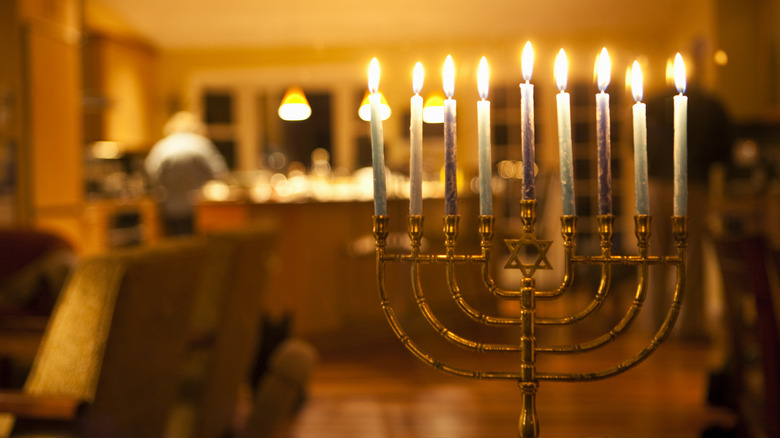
422;93;445;124
358;91;391;121
278;87;312;121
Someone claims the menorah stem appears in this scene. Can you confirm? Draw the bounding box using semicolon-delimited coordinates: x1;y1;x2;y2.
519;275;539;438
519;381;539;438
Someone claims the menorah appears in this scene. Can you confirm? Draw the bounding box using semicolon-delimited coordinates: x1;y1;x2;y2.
367;48;689;437
373;203;687;437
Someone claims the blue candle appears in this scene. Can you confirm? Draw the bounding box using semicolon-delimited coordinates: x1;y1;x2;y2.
477;57;492;216
555;49;575;216
368;58;387;216
673;53;688;216
631;61;649;215
410;62;424;215
595;48;612;215
520;41;535;200
443;55;458;215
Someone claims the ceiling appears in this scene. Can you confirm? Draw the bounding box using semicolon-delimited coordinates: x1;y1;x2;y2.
90;0;693;50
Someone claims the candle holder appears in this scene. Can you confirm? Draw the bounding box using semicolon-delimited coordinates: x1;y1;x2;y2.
372;200;687;438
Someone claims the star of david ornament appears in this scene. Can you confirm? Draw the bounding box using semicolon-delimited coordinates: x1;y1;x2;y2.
504;233;553;278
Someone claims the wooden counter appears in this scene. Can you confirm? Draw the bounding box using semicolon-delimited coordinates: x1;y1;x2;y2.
197;197;494;347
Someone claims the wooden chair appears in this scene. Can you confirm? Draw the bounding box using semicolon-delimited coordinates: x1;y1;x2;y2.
713;236;780;438
165;225;284;438
0;239;208;437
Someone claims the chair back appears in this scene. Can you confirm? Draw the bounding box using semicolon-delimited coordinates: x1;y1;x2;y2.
23;239;207;438
191;225;278;438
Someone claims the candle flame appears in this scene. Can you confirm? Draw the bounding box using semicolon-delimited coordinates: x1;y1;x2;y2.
597;47;611;92
554;49;568;92
521;41;534;82
631;61;643;102
368;58;380;94
478;57;489;100
443;55;455;98
413;62;424;95
674;52;686;94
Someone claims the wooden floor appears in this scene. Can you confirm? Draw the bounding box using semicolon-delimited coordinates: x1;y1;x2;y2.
289;332;736;438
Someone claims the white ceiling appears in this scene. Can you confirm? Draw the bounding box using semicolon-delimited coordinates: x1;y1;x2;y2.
91;0;691;50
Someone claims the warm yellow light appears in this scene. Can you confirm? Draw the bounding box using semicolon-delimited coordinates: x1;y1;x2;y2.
91;141;122;159
554;49;568;92
713;49;728;66
631;61;643;103
358;91;391;121
597;47;611;92
422;93;445;123
278;87;311;121
478;57;489;100
368;57;380;94
522;41;534;82
443;55;455;98
674;52;687;94
413;62;424;95
665;57;675;87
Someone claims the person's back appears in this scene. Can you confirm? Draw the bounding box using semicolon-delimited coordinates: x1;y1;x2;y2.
146;112;227;235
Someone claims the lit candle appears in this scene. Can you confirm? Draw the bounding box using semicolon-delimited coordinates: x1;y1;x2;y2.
555;49;575;216
595;47;612;215
410;62;424;216
443;55;458;215
673;53;688;216
368;58;387;216
631;61;649;215
520;41;536;200
477;56;492;216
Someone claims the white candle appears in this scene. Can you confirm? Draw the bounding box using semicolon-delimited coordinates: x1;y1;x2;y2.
477;56;492;216
631;61;649;215
673;53;688;216
443;55;458;215
368;58;387;216
410;62;424;216
520;41;536;200
595;48;612;215
555;49;575;216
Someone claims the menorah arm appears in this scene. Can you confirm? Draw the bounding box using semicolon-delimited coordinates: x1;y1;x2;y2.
377;245;524;377
443;260;523;326
535;261;612;325
537;255;649;353
537;217;687;381
536;216;577;298
409;259;524;351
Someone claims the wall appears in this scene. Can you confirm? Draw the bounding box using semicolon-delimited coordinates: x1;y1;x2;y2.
157;20;716;174
715;0;780;122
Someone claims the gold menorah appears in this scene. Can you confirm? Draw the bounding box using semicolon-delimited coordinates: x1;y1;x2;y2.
372;199;687;437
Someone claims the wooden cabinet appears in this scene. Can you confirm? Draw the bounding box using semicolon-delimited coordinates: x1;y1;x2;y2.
83;32;160;152
15;0;85;247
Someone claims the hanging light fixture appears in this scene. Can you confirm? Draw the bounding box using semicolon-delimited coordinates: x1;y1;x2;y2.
422;92;444;123
278;87;312;121
358;90;391;121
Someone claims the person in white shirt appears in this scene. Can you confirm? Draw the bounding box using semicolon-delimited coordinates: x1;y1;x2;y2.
145;111;228;235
